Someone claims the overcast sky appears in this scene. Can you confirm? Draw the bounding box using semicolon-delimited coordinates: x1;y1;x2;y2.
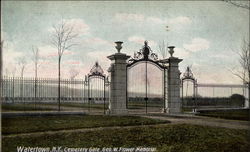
1;1;249;84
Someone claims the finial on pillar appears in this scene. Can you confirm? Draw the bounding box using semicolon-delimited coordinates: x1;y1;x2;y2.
168;46;175;57
115;41;123;53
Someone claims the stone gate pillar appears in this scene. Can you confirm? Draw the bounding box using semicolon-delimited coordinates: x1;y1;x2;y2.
166;46;183;113
107;41;130;115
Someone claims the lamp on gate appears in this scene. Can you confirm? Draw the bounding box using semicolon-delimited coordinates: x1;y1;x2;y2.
115;41;123;53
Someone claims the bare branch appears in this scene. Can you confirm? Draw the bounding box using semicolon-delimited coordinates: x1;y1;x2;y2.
230;38;250;86
51;20;78;58
65;43;78;50
229;67;246;82
158;40;168;59
31;46;42;78
69;68;80;80
17;56;27;78
11;67;16;77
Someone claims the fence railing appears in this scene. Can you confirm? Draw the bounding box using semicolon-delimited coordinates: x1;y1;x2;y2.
181;82;249;109
1;76;110;101
0;76;110;113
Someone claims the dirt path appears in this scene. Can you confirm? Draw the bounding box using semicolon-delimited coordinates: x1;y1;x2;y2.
2;114;249;138
140;115;250;130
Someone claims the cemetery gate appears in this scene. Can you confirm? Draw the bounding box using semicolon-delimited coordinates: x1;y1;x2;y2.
126;41;168;114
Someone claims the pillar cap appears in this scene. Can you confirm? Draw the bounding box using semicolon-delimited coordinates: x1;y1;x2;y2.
107;53;130;61
169;57;183;63
160;57;183;64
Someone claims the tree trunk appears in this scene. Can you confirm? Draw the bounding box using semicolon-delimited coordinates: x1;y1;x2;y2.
248;84;250;108
34;65;37;109
20;77;23;102
12;77;15;103
71;78;74;99
58;57;61;111
249;70;250;108
21;68;24;103
0;46;1;89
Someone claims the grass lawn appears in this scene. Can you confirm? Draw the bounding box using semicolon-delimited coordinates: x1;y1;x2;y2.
196;109;250;121
2;124;250;152
1;103;107;111
2;115;169;135
62;102;108;109
2;102;164;111
128;101;164;110
182;106;194;112
1;103;57;111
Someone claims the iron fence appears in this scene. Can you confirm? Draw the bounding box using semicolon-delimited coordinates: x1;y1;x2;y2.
0;76;110;113
181;66;249;111
181;82;249;110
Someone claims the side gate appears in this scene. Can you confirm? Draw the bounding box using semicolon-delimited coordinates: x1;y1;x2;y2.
84;62;110;114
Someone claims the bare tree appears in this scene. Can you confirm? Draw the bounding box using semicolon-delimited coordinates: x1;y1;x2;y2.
10;65;16;103
50;20;78;111
17;57;26;102
231;39;250;106
69;68;80;98
223;0;249;106
11;66;16;77
0;41;3;107
158;25;171;59
158;40;168;59
0;41;2;139
31;46;41;104
223;0;250;10
18;57;27;78
4;68;9;76
31;46;41;80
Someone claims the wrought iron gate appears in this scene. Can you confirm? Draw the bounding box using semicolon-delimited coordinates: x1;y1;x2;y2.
181;66;198;112
84;62;110;114
126;41;167;114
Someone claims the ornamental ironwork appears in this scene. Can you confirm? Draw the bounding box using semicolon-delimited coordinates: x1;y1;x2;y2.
128;41;158;64
88;61;105;77
182;66;195;81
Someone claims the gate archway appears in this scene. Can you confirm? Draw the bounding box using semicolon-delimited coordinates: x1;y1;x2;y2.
126;41;167;114
84;62;110;114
